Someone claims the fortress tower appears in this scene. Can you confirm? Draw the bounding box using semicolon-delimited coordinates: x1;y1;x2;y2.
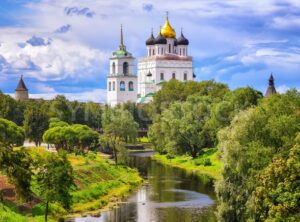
15;75;29;101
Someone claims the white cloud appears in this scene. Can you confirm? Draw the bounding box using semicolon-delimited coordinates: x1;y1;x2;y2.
276;84;300;93
1;0;300;96
272;15;300;29
0;29;109;81
30;89;107;103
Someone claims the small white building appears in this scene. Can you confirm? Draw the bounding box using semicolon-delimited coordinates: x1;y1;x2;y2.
107;26;137;107
137;14;194;103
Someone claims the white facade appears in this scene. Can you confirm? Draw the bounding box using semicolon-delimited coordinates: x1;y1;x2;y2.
137;18;193;103
138;58;193;103
106;27;137;107
106;17;194;105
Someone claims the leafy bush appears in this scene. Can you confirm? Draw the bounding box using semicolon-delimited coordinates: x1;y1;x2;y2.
194;158;212;166
166;153;175;159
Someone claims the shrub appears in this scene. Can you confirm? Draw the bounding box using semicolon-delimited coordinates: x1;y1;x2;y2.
194;158;212;166
166;153;175;159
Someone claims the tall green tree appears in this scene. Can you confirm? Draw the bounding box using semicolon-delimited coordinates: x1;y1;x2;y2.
151;79;229;115
84;102;103;129
216;90;300;222
0;118;25;147
23;101;49;146
148;114;168;154
249;134;300;221
151;96;213;158
0;118;32;201
70;101;85;124
101;107;138;164
0;92;24;125
34;152;74;222
122;102;151;128
50;96;72;123
205;87;263;146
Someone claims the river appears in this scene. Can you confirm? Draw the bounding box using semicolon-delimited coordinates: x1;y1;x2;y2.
75;152;217;222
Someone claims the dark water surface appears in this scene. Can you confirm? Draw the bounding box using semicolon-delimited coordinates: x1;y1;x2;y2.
75;152;217;222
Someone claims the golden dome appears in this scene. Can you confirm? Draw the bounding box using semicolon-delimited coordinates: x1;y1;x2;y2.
160;15;176;38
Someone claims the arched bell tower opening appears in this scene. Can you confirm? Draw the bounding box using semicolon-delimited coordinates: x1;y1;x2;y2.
106;25;137;107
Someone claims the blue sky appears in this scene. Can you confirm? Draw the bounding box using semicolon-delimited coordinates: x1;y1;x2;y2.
0;0;299;102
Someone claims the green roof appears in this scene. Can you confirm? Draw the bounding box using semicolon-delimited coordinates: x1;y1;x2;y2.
112;49;132;58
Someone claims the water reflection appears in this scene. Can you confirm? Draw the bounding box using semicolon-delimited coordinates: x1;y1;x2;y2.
75;152;217;222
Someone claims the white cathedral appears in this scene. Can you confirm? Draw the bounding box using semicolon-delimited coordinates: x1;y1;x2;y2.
107;15;194;106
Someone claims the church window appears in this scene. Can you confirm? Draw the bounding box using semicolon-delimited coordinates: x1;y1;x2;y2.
129;81;134;91
149;49;151;56
183;48;186;56
162;48;164;54
109;82;111;91
120;81;125;91
184;73;187;81
169;44;171;53
153;49;155;55
172;73;176;79
112;81;115;91
160;73;164;80
180;48;182;55
123;62;129;75
112;62;116;74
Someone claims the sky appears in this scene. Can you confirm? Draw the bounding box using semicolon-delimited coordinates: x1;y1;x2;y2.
0;0;299;102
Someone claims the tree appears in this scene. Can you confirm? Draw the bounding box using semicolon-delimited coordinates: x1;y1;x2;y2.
0;118;32;201
70;101;85;124
216;90;300;222
101;107;138;164
0;118;25;147
151;79;229;114
34;152;74;222
122;102;151;129
205;87;263;146
49;118;69;128
0;147;33;202
43;123;99;152
153;96;213;158
43;126;74;151
84;102;103;129
50;96;72;123
148;115;168;154
0;92;24;125
249;135;300;221
72;124;99;152
23;101;49;146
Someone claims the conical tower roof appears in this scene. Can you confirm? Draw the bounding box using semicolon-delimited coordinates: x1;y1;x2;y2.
15;75;28;91
265;73;276;97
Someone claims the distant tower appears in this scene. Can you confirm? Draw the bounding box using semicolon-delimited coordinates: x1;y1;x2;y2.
15;75;29;101
265;73;277;97
106;25;137;106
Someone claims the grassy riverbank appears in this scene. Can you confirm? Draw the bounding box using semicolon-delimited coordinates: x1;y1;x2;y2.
0;202;47;222
0;148;143;221
152;148;222;180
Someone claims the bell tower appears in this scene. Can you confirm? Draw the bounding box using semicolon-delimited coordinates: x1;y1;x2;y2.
107;25;137;106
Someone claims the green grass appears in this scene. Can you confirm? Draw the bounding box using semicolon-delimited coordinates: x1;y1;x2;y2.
70;154;143;214
152;148;222;180
137;136;150;143
0;202;54;222
1;148;143;220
